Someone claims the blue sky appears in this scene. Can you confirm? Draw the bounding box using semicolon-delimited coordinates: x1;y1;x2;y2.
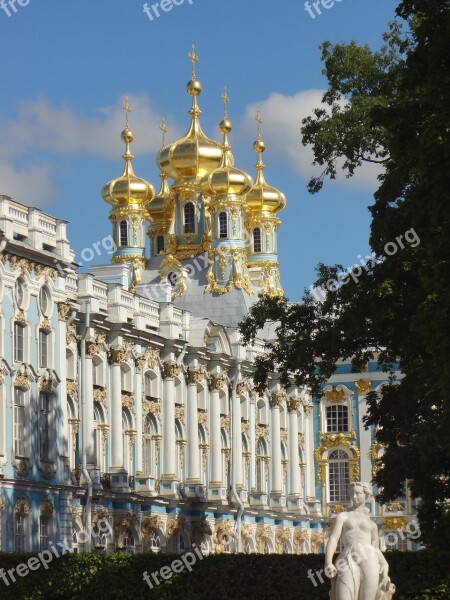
0;0;398;300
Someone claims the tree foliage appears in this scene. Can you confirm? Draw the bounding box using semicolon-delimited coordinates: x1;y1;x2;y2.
240;0;450;549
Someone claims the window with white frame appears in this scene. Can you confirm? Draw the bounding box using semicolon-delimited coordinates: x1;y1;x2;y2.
328;449;350;502
67;398;78;470
15;514;25;552
184;202;195;234
39;515;50;550
199;424;207;484
14;278;26;309
14;322;25;363
94;405;107;472
175;419;184;482
123;528;135;554
39;330;49;368
144;371;158;398
122;409;133;475
39;286;51;317
256;438;268;493
326;405;349;433
39;393;51;461
14;388;26;457
143;413;157;477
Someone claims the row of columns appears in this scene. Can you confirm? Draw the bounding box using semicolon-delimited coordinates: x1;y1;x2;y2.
74;340;308;499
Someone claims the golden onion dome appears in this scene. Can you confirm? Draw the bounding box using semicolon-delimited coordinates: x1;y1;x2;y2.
102;124;155;207
156;47;223;185
246;119;286;213
200;113;253;198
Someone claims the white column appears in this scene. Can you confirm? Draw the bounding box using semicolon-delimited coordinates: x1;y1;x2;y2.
84;343;96;468
186;368;200;482
209;375;224;485
250;395;256;491
135;365;143;474
57;304;69;460
162;362;178;478
287;398;301;497
109;352;124;470
233;381;244;488
304;405;315;498
270;393;283;494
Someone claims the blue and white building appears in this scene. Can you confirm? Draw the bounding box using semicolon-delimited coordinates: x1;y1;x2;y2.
0;55;416;556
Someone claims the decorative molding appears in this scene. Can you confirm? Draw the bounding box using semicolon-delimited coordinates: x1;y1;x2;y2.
315;433;360;483
162;361;180;380
34;264;57;281
40;495;54;517
275;528;291;554
14;459;29;477
15;494;31;515
187;365;206;385
220;415;230;432
256;424;269;440
13;366;32;390
385;502;404;513
166;515;186;537
58;302;71;322
241;420;249;434
287;399;301;413
108;342;132;365
383;517;407;531
86;333;107;358
142;516;163;539
324;387;346;404
209;373;227;392
175;405;185;425
136;347;160;373
293;529;309;553
310;530;325;553
370;441;384;477
355;379;371;395
270;392;284;408
122;392;135;413
143;397;161;419
329;504;345;515
93;385;107;405
39;371;58;394
67;379;79;398
0;494;5;511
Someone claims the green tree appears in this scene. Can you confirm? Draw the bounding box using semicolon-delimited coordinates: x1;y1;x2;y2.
240;0;450;549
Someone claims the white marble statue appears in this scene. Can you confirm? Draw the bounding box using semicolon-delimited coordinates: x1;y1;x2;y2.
325;482;396;600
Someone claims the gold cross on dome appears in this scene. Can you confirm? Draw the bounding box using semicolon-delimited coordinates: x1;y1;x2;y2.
256;109;262;139
189;44;199;78
123;97;131;128
159;118;167;146
222;87;229;118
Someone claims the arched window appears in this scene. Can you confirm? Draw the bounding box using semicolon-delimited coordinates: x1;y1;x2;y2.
122;410;134;476
328;449;350;502
119;221;128;246
326;405;349;433
144;371;158;399
67;398;78;470
281;443;288;497
156;235;165;254
242;435;250;490
123;528;135;554
253;228;262;252
14;388;26;457
256;438;268;493
219;212;228;238
199;425;208;484
94;405;107;473
143;413;158;477
221;428;230;487
175;420;185;482
184;202;195;234
39;392;51;461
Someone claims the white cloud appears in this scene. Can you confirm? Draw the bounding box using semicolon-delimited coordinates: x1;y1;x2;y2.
0;162;56;208
242;89;383;191
0;94;182;207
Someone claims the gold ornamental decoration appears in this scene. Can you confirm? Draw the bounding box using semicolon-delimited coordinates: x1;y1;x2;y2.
270;392;284;408
329;504;345;515
315;433;360;483
143;398;161;419
310;530;325;553
209;373;227;392
325;387;346;404
39;371;58;394
275;528;291;554
13;367;32;390
166;515;187;537
67;379;79;398
40;495;54;517
162;362;181;380
58;302;71;322
370;440;384;477
93;385;107;405
355;379;371;395
385;502;404;512
256;424;269;440
383;517;407;531
15;494;31;515
293;529;309;553
121;392;135;412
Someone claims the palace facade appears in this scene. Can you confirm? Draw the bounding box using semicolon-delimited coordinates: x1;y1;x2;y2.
0;50;416;556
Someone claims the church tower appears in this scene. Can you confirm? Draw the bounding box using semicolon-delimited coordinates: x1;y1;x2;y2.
101;99;155;290
245;112;286;297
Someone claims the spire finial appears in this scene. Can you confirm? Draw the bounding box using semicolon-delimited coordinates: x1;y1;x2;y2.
222;86;229;120
256;109;262;140
189;44;199;78
159;118;167;147
123;96;131;129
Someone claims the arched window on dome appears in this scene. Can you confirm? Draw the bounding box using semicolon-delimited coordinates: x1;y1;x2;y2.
119;221;128;246
219;212;228;238
253;228;262;252
184;202;195;234
328;449;350;502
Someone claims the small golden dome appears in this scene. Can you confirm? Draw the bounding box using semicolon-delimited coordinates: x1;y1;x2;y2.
102;119;155;207
146;172;171;229
200;118;253;198
246;130;286;213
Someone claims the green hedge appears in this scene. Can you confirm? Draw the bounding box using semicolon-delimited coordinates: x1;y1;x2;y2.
0;550;448;600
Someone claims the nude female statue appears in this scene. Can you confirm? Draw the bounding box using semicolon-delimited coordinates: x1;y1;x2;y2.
325;482;395;600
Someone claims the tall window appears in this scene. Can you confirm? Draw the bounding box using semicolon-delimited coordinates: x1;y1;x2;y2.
122;410;133;475
39;515;49;550
39;330;49;368
256;438;268;493
39;393;50;461
123;528;135;554
156;236;165;254
15;514;25;552
219;212;228;238
14;322;24;363
94;405;106;473
199;425;207;484
184;202;195;234
39;286;51;316
143;414;157;477
119;221;128;246
67;398;78;470
326;405;349;433
253;228;262;252
328;449;350;502
14;389;25;457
